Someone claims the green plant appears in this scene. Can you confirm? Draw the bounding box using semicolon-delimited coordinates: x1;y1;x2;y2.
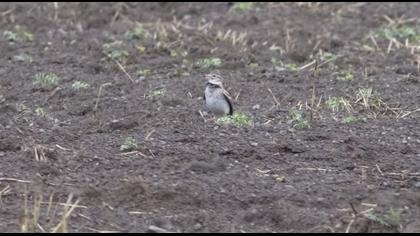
384;207;402;228
325;96;353;113
216;111;253;127
17;103;29;113
364;207;402;229
375;26;419;40
271;57;283;70
13;53;33;63
169;49;188;59
120;137;137;152
316;52;338;70
33;73;59;87
248;62;259;69
341;115;363;124
102;41;129;62
270;58;298;71
174;65;190;77
355;88;385;110
124;24;147;40
271;57;281;66
285;63;298;71
35;107;45;117
3;25;34;42
365;212;390;227
196;57;222;68
136;44;146;53
271;58;289;71
273;174;286;182
3;31;18;41
148;88;166;97
325;97;340;112
233;2;256;11
71;81;90;90
337;70;354;81
289;109;311;129
320;52;337;61
137;69;151;77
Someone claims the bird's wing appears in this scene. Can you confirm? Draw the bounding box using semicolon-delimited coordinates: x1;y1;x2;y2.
222;89;232;100
223;93;233;115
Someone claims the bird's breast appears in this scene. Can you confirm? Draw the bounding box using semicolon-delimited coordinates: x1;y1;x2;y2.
205;90;230;115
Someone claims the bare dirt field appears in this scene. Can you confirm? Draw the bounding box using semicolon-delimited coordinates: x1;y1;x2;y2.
0;2;420;233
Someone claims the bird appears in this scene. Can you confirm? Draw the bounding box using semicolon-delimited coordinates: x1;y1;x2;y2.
203;73;233;116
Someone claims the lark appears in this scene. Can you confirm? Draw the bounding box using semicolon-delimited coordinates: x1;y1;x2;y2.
203;73;233;116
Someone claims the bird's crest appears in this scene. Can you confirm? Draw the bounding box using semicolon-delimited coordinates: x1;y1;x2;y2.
205;73;224;87
205;73;232;100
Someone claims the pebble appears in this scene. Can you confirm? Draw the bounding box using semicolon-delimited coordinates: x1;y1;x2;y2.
193;223;203;230
415;182;420;188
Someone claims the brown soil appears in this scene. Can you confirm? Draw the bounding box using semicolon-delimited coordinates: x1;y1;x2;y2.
0;2;420;233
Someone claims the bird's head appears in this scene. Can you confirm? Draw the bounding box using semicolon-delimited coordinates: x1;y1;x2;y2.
205;73;224;89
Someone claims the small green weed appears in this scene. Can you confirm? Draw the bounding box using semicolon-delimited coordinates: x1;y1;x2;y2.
285;63;298;71
33;73;59;87
148;88;166;98
35;107;46;117
120;137;137;152
13;53;33;63
342;115;357;124
289;109;311;129
216;111;253;127
325;97;341;112
271;58;298;71
125;24;147;40
17;103;29;113
3;25;34;42
355;87;385;110
364;207;402;229
137;69;151;77
102;41;129;62
196;57;222;68
337;70;354;81
375;26;419;40
71;81;90;90
325;96;353;113
233;2;256;11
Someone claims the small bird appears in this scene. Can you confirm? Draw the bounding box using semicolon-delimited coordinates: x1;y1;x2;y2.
203;73;233;116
